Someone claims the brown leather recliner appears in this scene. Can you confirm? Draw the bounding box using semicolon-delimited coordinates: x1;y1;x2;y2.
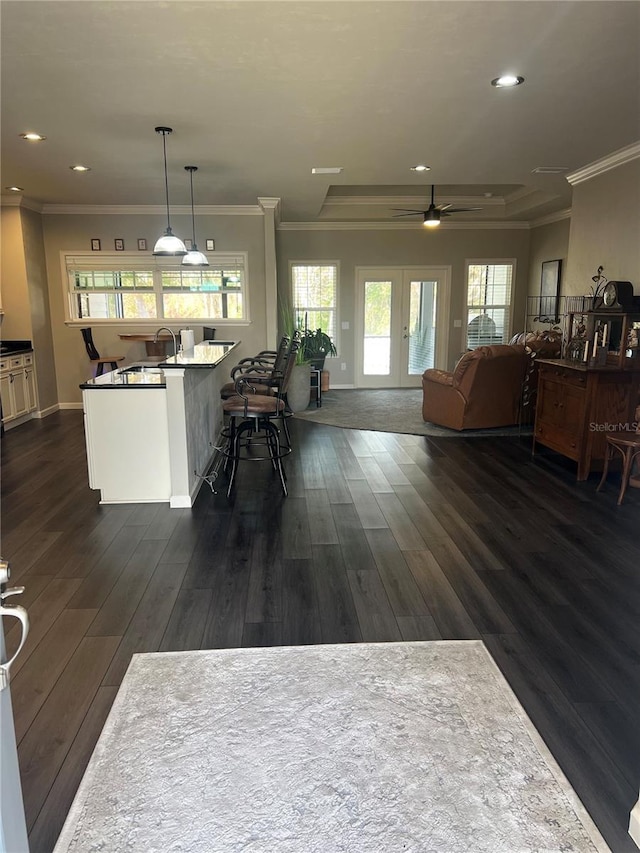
422;344;528;430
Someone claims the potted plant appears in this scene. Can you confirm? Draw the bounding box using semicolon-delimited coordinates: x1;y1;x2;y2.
300;328;337;371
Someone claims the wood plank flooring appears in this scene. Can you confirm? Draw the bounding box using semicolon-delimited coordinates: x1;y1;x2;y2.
2;411;640;852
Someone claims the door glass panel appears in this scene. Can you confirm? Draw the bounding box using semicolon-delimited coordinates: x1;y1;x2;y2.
363;281;391;375
408;280;437;374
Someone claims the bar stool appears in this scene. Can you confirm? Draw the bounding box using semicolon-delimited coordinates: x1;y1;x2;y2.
222;340;299;498
597;431;640;505
80;328;124;376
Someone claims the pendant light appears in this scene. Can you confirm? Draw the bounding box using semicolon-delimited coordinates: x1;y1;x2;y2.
182;166;209;267
152;127;187;256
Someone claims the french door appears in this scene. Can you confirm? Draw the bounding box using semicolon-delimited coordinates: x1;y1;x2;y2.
355;267;450;388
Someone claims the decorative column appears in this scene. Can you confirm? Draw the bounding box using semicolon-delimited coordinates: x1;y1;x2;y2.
258;197;280;346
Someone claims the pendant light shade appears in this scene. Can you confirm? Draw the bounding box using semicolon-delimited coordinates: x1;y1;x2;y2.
153;127;187;256
182;166;209;267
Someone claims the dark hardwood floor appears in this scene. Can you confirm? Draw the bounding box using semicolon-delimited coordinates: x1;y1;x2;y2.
2;410;639;852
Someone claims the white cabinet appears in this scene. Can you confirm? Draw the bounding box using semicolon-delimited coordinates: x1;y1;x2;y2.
0;352;37;427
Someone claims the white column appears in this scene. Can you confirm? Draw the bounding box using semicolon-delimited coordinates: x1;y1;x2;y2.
630;794;640;848
258;197;280;346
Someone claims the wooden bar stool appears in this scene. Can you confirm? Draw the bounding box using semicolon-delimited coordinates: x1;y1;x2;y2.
81;328;124;376
597;430;640;505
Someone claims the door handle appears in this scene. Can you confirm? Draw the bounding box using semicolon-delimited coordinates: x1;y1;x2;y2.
0;601;29;690
1;559;29;690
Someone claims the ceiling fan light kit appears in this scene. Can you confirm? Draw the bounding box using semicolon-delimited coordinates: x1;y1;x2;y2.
153;126;187;257
182;165;209;267
392;185;482;227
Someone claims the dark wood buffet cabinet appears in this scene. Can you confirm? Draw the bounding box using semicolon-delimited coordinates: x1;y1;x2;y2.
534;359;640;480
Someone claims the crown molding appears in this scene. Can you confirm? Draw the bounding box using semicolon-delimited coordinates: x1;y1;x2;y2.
278;220;529;231
41;203;264;216
530;208;572;228
0;195;44;213
565;141;640;186
323;194;504;207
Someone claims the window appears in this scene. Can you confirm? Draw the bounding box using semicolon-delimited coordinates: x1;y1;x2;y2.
64;253;248;322
290;262;338;341
465;261;514;349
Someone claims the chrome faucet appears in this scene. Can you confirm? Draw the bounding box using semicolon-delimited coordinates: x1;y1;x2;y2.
154;327;177;358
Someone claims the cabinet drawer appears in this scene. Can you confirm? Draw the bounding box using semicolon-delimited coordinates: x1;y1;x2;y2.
535;421;580;460
0;358;8;373
24;353;34;367
8;355;24;370
539;365;587;387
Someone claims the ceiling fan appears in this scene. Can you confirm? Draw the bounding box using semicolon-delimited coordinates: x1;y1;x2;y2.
392;185;483;227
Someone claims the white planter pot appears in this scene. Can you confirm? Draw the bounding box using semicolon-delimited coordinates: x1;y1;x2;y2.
286;363;311;412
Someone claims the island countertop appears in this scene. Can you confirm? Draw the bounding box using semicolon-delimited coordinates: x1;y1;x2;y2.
160;340;240;369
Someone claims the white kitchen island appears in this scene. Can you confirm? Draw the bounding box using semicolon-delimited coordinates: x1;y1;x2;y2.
80;341;239;507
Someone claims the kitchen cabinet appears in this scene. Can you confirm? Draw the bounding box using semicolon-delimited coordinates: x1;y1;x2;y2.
534;359;640;480
0;352;37;427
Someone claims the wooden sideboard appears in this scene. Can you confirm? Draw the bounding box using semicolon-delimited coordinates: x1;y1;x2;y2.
533;359;640;480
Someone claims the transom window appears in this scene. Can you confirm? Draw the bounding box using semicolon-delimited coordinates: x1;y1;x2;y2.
64;253;248;322
290;262;338;341
465;261;514;349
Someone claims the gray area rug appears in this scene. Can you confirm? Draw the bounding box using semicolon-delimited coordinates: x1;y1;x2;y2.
54;642;609;852
295;388;531;437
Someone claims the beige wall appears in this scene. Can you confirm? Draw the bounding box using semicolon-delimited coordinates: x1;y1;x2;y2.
41;211;269;404
1;206;32;339
277;226;532;378
527;218;571;298
21;208;58;410
565;158;640;295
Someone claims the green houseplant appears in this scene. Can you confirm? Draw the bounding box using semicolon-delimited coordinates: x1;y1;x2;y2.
300;328;337;370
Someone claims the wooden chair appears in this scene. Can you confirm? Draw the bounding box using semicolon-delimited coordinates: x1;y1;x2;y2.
597;427;640;505
81;328;124;376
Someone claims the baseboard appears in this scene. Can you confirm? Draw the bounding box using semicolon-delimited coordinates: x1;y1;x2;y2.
58;402;84;410
33;403;60;419
329;384;355;390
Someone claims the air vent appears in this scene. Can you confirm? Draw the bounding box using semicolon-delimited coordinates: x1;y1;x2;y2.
531;166;570;175
311;167;343;175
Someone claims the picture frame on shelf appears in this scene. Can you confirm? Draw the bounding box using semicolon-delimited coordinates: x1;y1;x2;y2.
114;238;125;251
540;259;562;322
137;238;147;251
91;238;101;251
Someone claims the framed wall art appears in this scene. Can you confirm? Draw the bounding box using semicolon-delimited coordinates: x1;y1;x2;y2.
137;238;147;251
540;259;562;322
115;238;125;251
91;238;101;251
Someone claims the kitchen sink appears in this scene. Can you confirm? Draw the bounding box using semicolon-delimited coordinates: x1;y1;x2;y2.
120;365;164;374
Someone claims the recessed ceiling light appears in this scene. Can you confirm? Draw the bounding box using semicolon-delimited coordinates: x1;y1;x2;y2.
491;75;524;88
20;132;46;141
70;165;91;172
410;165;431;172
6;186;23;192
311;167;343;174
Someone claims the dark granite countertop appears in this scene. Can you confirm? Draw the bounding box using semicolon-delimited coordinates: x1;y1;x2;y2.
160;340;239;369
1;339;33;355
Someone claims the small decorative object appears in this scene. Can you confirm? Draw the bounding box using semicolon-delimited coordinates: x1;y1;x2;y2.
115;238;125;251
206;239;215;251
601;280;635;310
91;238;101;251
589;265;607;308
137;238;147;251
540;259;562;321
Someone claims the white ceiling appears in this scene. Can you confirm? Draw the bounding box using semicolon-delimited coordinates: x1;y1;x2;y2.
1;1;639;223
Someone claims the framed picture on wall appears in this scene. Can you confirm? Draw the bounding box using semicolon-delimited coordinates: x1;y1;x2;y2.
115;238;125;251
91;238;101;251
184;238;193;250
206;239;215;251
540;259;562;322
137;238;147;251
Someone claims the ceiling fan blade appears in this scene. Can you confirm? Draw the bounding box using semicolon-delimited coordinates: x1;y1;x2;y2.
391;208;426;213
437;203;453;212
447;207;483;213
392;211;425;217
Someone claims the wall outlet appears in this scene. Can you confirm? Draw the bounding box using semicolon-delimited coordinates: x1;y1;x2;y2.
341;362;347;371
341;321;350;330
453;319;462;328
